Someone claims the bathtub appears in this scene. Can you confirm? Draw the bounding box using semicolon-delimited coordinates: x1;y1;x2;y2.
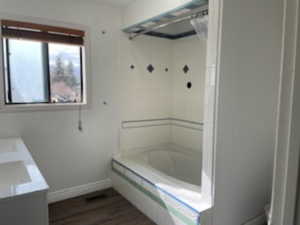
112;147;211;225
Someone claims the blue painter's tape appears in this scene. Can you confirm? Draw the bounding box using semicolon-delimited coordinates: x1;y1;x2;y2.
112;159;201;215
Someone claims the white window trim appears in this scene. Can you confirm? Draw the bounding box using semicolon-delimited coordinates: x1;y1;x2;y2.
0;13;92;112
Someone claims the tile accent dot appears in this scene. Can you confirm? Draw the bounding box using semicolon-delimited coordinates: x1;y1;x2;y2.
183;65;190;74
147;64;154;73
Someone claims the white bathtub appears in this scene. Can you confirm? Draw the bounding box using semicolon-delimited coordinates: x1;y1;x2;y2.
124;148;201;186
112;147;210;225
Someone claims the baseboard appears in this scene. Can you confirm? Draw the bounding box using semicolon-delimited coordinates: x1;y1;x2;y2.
243;213;266;225
47;178;112;204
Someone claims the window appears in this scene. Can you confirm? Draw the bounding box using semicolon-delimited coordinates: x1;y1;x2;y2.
1;20;86;107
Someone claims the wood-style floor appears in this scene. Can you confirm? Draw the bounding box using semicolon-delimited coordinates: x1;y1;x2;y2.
49;188;157;225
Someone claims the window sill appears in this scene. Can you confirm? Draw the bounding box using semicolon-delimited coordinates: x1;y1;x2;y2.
0;102;88;113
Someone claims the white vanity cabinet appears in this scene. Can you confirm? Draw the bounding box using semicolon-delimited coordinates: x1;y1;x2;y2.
0;138;49;225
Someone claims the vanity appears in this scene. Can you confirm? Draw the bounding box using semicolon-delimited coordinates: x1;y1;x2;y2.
0;138;49;225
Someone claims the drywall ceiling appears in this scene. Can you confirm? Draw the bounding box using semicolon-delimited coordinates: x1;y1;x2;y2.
96;0;135;7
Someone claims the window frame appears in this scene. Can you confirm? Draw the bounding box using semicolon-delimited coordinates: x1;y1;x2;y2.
0;15;90;112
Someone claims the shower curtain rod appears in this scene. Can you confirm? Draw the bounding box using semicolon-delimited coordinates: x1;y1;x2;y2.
129;5;208;40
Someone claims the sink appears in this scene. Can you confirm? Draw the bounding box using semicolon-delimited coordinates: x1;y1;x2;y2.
0;139;17;153
0;161;31;186
0;138;48;225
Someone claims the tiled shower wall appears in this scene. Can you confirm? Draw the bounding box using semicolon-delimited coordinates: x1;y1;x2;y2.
119;35;172;120
171;36;207;122
119;34;207;153
171;36;207;151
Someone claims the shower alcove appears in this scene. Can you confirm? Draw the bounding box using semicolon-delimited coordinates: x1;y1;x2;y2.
112;1;213;225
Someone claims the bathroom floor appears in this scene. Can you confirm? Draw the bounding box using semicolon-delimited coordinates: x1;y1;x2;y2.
49;188;156;225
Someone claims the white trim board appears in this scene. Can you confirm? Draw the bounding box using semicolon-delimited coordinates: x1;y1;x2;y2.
47;179;112;204
270;0;300;224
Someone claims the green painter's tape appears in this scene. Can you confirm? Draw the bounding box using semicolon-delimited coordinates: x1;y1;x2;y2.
112;167;199;225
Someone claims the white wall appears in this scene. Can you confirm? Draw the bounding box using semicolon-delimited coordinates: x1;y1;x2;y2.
211;0;284;224
171;36;206;122
0;0;122;193
118;35;172;121
171;36;206;151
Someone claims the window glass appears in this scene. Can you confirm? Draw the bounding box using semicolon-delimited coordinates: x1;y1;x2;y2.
8;39;48;103
49;43;82;103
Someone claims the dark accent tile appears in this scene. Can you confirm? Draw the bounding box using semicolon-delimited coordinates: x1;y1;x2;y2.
147;64;154;73
183;65;190;74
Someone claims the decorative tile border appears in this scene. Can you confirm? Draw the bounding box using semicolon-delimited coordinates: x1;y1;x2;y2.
112;160;201;225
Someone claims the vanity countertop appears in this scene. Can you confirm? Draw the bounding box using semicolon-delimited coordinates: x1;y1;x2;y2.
0;138;49;201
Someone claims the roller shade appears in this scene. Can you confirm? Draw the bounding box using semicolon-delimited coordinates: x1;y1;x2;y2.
1;20;85;45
